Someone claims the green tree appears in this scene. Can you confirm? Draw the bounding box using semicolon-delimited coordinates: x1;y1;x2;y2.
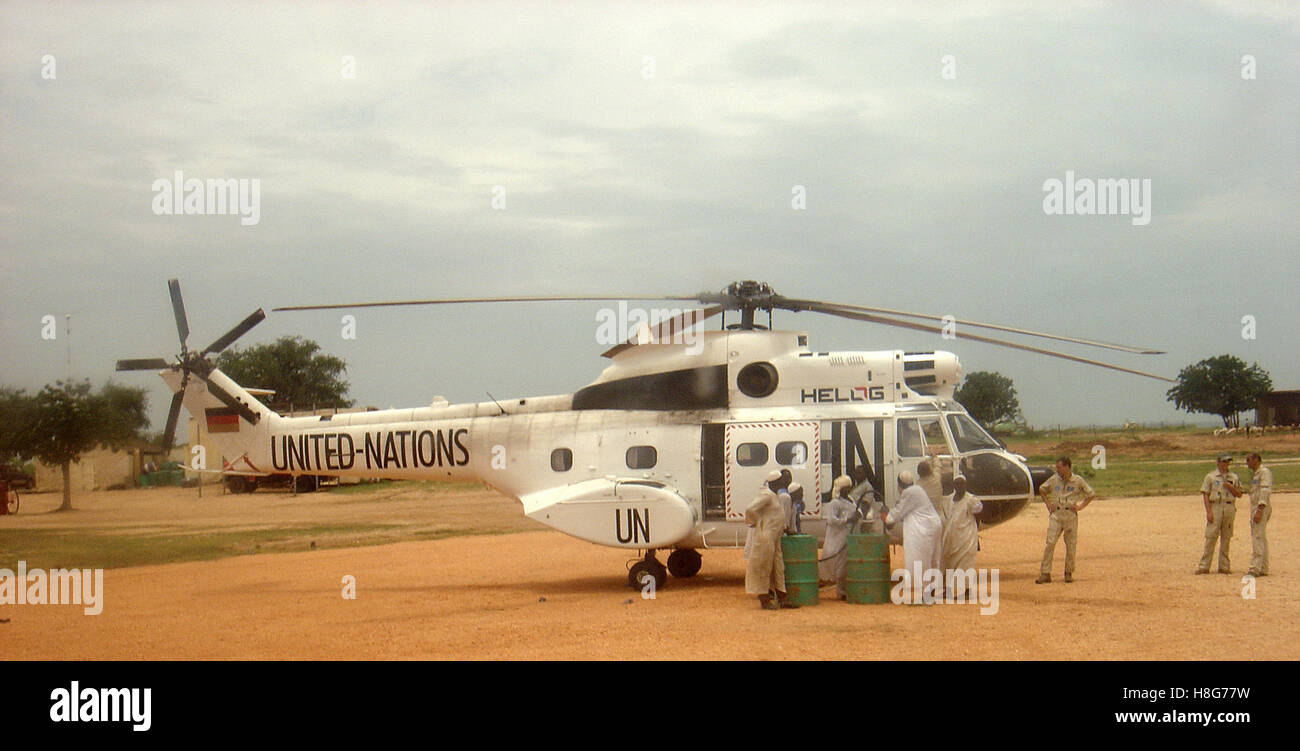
955;371;1022;428
0;387;35;460
214;336;353;411
21;380;150;511
1166;355;1272;428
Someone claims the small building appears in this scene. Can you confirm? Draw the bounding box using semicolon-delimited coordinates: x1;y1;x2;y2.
1256;390;1300;427
33;441;181;492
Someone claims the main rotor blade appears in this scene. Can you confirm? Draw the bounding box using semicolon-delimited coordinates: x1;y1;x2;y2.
168;278;190;350
273;294;700;312
161;388;185;453
776;297;1163;355
806;302;1174;383
116;358;171;371
201;309;266;357
601;305;725;358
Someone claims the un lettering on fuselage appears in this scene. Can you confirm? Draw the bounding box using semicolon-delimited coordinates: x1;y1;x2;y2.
270;428;470;472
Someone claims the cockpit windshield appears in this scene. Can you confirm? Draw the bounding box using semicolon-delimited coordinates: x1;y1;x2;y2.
946;413;1002;452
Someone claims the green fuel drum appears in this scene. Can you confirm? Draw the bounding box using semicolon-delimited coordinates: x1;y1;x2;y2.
845;533;891;604
780;534;819;606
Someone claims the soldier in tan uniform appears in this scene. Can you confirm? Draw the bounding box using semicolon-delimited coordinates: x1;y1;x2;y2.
1196;454;1243;574
1245;453;1273;577
1036;457;1095;584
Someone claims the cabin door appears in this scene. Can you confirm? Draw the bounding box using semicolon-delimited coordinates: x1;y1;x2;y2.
723;421;821;521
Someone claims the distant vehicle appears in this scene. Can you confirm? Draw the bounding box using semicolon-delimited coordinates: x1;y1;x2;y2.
223;470;334;494
1;462;35;491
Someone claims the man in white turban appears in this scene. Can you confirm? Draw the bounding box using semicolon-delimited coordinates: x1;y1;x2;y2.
744;471;798;609
785;482;805;534
882;470;943;604
941;475;983;597
819;475;861;599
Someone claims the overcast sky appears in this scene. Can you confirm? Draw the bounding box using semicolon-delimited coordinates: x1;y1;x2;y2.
2;1;1296;431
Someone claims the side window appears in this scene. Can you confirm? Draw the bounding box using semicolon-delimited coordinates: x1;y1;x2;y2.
626;445;657;469
736;442;768;467
775;441;808;466
550;448;572;472
897;419;923;457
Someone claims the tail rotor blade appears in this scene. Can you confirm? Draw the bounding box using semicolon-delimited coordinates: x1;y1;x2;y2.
161;388;185;452
201;309;266;357
201;377;262;425
168;278;190;350
116;358;171;371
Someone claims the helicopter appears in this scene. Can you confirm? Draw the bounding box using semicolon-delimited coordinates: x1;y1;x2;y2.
117;280;1171;589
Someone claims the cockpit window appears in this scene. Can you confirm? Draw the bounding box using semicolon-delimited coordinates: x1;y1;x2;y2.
946;414;1001;452
919;417;949;455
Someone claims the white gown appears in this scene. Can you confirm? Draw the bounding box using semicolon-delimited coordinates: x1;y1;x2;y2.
885;485;943;601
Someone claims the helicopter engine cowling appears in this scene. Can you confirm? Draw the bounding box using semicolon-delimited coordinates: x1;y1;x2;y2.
900;351;961;400
521;478;697;549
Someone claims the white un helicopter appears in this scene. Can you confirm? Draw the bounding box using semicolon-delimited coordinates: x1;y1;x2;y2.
117;280;1170;589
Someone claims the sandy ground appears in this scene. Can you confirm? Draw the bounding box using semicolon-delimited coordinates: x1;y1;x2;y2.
1;485;1295;660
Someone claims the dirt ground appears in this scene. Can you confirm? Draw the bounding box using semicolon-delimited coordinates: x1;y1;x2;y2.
1003;429;1300;461
1;485;1295;660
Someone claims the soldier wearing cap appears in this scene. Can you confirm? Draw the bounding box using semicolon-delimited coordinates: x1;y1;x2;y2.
1036;457;1095;584
1196;454;1243;574
1245;453;1272;577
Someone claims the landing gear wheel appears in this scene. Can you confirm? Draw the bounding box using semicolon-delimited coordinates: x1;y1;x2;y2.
667;549;702;578
225;476;251;494
294;475;318;493
627;557;668;591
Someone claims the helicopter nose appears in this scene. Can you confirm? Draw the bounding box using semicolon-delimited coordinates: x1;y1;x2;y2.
960;452;1033;525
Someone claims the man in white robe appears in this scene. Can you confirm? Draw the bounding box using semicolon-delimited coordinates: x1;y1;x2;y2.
882;470;943;604
941;475;983;597
745;487;797;609
818;475;861;599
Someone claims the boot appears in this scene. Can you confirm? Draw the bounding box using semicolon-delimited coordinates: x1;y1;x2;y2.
759;594;779;610
775;590;800;609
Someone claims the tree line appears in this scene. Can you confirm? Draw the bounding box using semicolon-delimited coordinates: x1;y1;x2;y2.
2;336;352;511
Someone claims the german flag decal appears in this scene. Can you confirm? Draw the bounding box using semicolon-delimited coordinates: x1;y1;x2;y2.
205;407;240;433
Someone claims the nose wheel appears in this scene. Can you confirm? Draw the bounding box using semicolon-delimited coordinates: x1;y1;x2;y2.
627;551;668;590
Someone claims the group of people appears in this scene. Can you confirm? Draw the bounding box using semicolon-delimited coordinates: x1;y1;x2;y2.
1036;452;1274;582
1196;452;1272;577
744;450;1276;610
743;460;984;609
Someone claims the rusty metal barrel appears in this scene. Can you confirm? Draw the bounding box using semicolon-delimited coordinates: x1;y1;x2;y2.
780;534;819;606
845;533;891;604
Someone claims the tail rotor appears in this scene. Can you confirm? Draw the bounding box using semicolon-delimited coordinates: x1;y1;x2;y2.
116;279;266;451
